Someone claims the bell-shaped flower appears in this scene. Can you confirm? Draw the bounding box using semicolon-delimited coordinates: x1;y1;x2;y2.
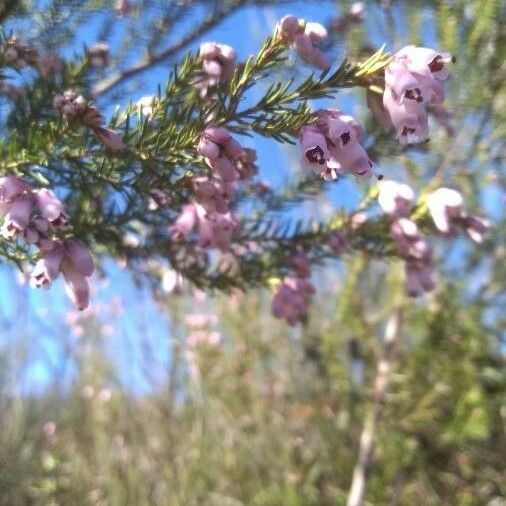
64;239;94;277
299;125;330;173
0;175;28;207
30;243;65;288
462;215;490;244
1;193;34;238
194;177;235;215
34;188;69;228
271;276;315;326
293;33;329;70
383;87;429;144
199;42;237;84
396;45;454;81
197;208;238;251
61;240;94;310
426;187;463;234
289;252;311;278
328;142;373;179
170;203;198;240
61;260;90;311
94;127;126;153
405;260;435;298
198;126;242;181
377;180;414;217
276;15;329;70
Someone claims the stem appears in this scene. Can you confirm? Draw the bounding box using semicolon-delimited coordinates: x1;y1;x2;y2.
346;308;402;506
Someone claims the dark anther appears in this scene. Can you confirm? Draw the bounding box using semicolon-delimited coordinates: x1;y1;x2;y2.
306;146;326;165
340;132;351;145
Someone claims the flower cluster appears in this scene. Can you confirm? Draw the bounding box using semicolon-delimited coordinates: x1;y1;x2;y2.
277;15;329;70
300;109;377;180
2;35;63;82
427;188;490;243
0;175;94;310
31;240;95;310
2;36;38;68
196;42;237;96
378;181;489;297
378;180;434;297
170;203;239;252
383;46;455;144
271;252;315;326
169;125;257;252
197;126;245;183
54;90;126;152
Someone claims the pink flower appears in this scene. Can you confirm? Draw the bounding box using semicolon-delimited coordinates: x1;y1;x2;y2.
34;188;69;228
377;180;414;216
293;33;329;70
61;261;90;311
170;203;198;240
1;193;34;238
396;45;454;81
390;219;432;261
30;240;94;310
277;15;329;70
30;243;65;288
383;87;429;144
278;15;302;41
271;276;315;326
300;110;374;179
0;175;27;204
405;260;435;298
299;125;329;173
289;252;311;278
194;177;235;215
327;231;348;254
64;239;94;277
462;215;490;244
54;90;104;129
197;42;237;95
382;45;454;144
316;110;374;179
388;217;434;297
94;127;126;152
200;42;237;80
385;60;443;105
206;155;239;182
426;187;463;234
197;207;238;251
426;187;490;242
197;126;243;181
